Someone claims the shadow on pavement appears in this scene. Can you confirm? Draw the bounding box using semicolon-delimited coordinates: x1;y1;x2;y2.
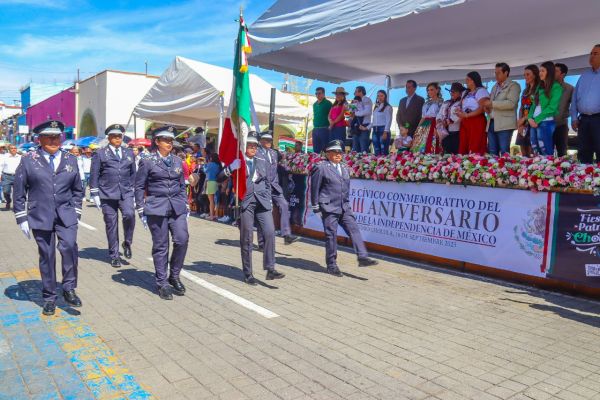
275;256;368;281
214;238;292;256
79;247;130;266
501;289;600;328
111;268;156;294
186;261;278;289
4;280;81;316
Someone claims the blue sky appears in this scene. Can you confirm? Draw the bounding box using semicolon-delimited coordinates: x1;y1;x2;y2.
0;0;581;108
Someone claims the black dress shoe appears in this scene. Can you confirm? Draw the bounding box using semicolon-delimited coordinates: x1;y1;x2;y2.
111;258;121;268
244;275;258;286
63;290;82;307
42;302;56;316
122;242;132;259
158;286;173;300
327;268;343;277
358;257;378;267
284;235;299;245
265;270;285;280
168;277;186;296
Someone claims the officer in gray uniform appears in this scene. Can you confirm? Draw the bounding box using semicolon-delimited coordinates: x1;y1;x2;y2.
13;120;84;315
135;126;189;300
219;131;285;285
89;124;136;267
257;131;298;247
310;140;378;276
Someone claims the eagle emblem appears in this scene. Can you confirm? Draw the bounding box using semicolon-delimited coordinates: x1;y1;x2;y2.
65;164;74;173
50;121;58;128
167;126;174;133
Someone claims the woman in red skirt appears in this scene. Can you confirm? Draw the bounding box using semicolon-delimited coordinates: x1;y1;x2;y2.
457;71;490;154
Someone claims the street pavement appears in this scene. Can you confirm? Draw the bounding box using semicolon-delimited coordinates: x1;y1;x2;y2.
1;203;600;400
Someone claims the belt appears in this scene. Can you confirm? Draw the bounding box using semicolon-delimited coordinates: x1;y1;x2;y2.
1;173;15;176
581;113;600;118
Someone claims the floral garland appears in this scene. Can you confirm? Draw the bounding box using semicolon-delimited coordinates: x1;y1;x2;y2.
280;151;600;193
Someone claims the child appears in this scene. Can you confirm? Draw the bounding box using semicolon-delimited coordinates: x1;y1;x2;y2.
394;130;413;152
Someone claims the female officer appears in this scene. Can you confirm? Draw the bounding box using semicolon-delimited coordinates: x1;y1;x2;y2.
135;126;189;300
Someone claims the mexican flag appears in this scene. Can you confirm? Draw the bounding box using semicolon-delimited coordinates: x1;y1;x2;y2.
218;14;253;200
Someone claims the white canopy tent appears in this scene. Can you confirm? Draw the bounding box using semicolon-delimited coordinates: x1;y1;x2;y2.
248;0;600;87
133;56;308;128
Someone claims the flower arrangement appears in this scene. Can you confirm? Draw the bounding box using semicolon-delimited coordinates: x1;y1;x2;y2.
280;151;600;193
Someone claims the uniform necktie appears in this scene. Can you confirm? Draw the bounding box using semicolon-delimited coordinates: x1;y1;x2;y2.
336;164;342;176
247;158;255;178
163;155;172;168
267;151;272;164
115;148;121;160
49;154;56;172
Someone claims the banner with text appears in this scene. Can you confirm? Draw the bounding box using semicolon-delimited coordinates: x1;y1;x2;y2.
304;180;553;277
547;193;600;288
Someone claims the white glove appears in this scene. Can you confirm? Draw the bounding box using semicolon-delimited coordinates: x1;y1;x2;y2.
20;221;31;240
229;159;241;171
312;206;322;218
92;195;101;209
141;215;148;230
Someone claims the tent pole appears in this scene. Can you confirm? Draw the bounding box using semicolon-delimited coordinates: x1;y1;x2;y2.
304;113;309;152
217;93;224;150
268;88;276;133
385;75;392;98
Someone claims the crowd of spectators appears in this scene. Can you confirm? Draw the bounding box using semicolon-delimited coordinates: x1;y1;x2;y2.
311;44;600;162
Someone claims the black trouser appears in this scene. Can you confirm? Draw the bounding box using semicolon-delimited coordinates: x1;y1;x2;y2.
577;114;600;163
553;124;569;157
442;131;460;154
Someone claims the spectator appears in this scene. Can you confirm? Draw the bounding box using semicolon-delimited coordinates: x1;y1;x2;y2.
517;65;540;157
528;61;563;156
328;87;349;143
294;141;304;153
396;80;425;137
0;145;5;203
412;82;443;154
571;44;600;163
70;146;86;189
312;87;332;153
203;153;221;221
192;157;208;216
437;82;466;154
554;63;574;157
393;131;413;152
0;144;21;210
350;86;373;153
81;147;92;201
371;90;394;156
457;71;490;155
487;62;521;156
132;146;140;171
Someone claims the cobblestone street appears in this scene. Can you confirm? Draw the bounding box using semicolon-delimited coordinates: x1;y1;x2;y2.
1;205;600;400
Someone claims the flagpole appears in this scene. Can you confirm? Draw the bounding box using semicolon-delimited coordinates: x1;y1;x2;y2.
235;6;243;216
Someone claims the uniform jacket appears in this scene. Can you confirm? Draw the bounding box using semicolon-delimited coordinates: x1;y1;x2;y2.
258;146;283;195
487;79;521;132
134;153;188;217
396;94;425;136
310;161;351;215
13;149;84;230
218;155;272;211
89;146;136;200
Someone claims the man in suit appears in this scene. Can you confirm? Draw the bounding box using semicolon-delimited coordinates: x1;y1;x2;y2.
219;131;285;285
310;140;378;276
396;80;425;137
13;120;84;315
257;131;298;247
89;124;136;268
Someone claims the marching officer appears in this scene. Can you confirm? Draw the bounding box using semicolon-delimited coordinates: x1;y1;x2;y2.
89;124;136;267
219;131;285;285
257;131;298;247
135;126;189;300
13;120;84;315
310;140;378;276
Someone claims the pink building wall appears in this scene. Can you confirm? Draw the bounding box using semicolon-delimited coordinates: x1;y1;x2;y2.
26;87;75;131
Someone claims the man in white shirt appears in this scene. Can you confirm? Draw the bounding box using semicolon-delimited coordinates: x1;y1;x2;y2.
0;144;22;210
80;147;93;201
0;145;6;203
